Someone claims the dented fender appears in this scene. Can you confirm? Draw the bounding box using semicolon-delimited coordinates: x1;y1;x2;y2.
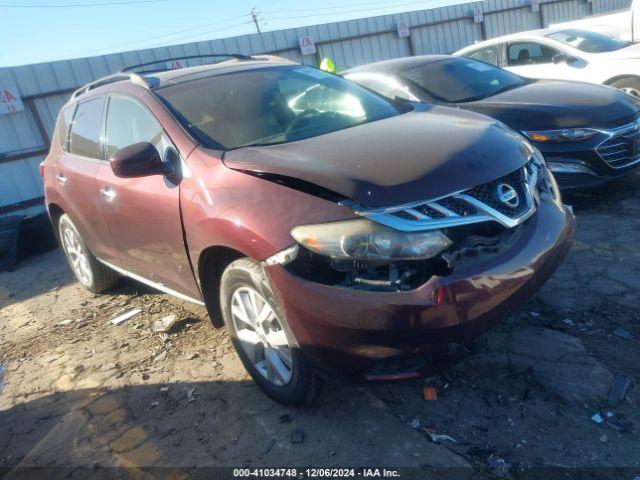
181;148;357;283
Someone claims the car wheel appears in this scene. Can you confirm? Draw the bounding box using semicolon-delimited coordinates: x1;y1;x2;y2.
220;257;324;405
58;214;118;293
610;77;640;99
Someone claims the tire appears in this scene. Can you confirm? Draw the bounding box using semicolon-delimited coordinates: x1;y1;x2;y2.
220;257;324;405
610;77;640;99
58;214;118;293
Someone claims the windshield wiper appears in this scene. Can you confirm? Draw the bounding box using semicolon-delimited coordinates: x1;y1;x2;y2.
231;140;288;150
457;83;522;103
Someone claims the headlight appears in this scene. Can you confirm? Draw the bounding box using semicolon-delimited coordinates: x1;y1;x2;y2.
291;218;452;261
522;128;598;143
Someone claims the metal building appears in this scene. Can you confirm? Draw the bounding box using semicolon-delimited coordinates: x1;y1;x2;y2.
0;0;630;218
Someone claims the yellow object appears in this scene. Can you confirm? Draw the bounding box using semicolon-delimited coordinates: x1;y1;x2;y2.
320;57;337;73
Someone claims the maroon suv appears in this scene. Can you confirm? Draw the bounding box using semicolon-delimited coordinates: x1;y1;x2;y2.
42;55;575;404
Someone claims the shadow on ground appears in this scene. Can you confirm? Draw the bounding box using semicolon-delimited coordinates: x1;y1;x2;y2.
0;380;469;478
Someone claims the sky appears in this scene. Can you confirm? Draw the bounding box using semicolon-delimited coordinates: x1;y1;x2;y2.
1;0;469;67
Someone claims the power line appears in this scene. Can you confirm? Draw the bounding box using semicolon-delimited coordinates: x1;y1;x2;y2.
264;0;450;21
0;0;166;7
263;0;467;17
65;14;249;58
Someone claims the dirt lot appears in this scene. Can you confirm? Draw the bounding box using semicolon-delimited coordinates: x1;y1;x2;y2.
1;174;640;479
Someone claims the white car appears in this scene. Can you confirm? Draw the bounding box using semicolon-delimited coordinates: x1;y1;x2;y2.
455;28;640;97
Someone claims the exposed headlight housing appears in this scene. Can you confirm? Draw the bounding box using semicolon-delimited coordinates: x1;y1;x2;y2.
523;128;598;143
291;218;452;261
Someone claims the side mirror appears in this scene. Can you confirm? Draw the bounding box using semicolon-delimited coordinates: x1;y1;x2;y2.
109;142;173;178
553;53;581;65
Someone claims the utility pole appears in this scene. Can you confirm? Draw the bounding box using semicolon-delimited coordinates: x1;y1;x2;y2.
250;7;261;34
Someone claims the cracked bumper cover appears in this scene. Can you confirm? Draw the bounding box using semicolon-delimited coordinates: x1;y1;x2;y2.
266;197;576;381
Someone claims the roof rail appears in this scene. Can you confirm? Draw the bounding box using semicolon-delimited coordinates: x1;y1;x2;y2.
120;53;253;73
71;72;150;100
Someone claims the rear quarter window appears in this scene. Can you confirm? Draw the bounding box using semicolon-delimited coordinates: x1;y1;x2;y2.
465;45;499;66
69;97;105;159
57;104;76;152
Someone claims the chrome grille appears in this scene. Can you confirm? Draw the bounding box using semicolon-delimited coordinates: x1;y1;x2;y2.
463;167;530;218
597;122;640;169
354;159;542;232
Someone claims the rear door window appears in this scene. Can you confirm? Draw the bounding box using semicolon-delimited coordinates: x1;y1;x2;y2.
69;97;105;159
507;42;560;66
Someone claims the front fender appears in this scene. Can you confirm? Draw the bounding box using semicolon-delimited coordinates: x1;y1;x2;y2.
181;148;356;282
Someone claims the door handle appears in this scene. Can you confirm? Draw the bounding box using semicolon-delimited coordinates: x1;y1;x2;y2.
56;173;67;186
99;186;117;203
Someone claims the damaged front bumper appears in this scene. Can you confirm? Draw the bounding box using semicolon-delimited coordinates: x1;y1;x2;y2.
265;196;576;382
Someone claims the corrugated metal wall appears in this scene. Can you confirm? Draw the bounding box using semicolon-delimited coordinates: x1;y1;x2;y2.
543;0;591;25
0;0;628;217
593;0;631;14
485;0;539;38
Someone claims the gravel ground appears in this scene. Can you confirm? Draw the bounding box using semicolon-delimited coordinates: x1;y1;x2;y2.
1;174;640;479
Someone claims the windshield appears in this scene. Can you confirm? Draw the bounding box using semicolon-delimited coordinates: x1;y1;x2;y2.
156;65;402;149
399;58;525;103
547;29;629;53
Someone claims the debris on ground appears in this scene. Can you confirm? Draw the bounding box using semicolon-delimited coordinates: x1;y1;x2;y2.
426;432;457;444
423;386;438;401
291;428;304;444
591;412;613;424
261;438;276;455
152;313;178;333
0;362;5;395
612;327;634;340
562;318;574;326
486;456;510;478
529;311;541;318
110;308;141;326
608;375;633;407
153;351;167;363
187;388;197;403
279;414;292;424
409;417;420;429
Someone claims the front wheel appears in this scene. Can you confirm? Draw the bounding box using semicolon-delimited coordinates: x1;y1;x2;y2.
58;214;118;293
610;77;640;99
220;257;324;405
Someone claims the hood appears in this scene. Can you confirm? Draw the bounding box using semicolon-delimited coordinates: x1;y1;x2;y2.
222;105;531;209
463;80;639;130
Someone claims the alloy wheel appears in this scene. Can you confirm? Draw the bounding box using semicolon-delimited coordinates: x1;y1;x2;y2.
62;224;92;285
621;87;640;99
230;286;293;386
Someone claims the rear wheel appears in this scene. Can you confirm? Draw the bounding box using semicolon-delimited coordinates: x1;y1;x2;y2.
220;257;324;405
58;214;118;293
610;77;640;99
